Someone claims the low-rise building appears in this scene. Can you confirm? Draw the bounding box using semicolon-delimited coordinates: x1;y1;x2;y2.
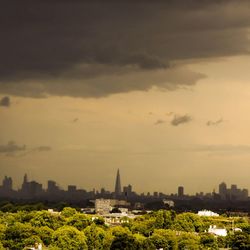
198;210;219;217
208;225;227;237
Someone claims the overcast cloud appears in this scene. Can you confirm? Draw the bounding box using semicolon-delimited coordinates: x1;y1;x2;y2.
0;0;250;98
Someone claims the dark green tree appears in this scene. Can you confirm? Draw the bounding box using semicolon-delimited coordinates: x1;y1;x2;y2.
229;232;250;250
66;213;91;230
133;233;156;250
200;233;218;249
0;241;5;250
172;213;204;232
110;233;137;250
30;210;64;230
35;226;54;246
4;222;37;250
84;224;106;249
148;229;178;250
61;207;77;217
50;225;88;250
177;232;200;250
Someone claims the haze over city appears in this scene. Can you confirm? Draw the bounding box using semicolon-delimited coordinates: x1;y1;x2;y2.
1;0;250;194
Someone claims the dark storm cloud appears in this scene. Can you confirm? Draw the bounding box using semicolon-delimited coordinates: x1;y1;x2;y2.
0;96;10;107
171;114;192;126
206;118;224;126
1;0;250;98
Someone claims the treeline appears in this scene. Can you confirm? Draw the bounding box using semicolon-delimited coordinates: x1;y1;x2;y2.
0;208;249;249
0;200;92;213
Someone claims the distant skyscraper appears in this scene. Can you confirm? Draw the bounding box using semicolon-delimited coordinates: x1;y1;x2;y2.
123;184;132;197
47;180;59;194
2;176;12;191
178;186;184;197
219;182;227;200
114;169;121;197
21;174;29;193
23;174;28;184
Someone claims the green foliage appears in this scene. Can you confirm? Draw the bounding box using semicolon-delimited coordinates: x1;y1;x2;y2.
84;224;106;249
0;224;6;242
23;235;42;246
0;206;249;250
217;235;227;248
172;213;204;232
92;216;105;226
36;226;54;246
4;222;37;250
30;210;64;230
0;241;5;250
155;210;165;228
228;232;250;250
150;210;175;230
236;222;250;234
177;232;200;250
61;207;77;217
102;230;114;250
148;229;178;250
200;233;219;250
131;216;155;236
110;230;136;250
66;213;91;230
1;212;19;226
0;203;14;212
50;225;88;250
133;233;156;250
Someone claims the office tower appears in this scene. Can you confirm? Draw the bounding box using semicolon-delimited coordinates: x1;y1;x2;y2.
68;185;77;193
123;184;132;197
2;176;12;191
219;182;227;200
47;180;59;194
178;186;184;197
21;174;29;193
29;181;43;196
114;169;121;197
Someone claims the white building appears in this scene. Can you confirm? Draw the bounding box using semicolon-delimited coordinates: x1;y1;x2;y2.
208;225;227;237
163;199;174;207
198;210;219;217
95;199;111;215
102;212;136;226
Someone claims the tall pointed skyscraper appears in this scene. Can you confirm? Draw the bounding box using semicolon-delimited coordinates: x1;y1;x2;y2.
114;169;121;197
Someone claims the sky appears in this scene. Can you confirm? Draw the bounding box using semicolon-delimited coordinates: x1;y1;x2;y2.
1;0;250;194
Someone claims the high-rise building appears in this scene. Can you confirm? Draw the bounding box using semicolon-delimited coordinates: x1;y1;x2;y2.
178;186;184;197
68;185;77;193
2;176;12;191
114;169;121;197
123;184;132;197
21;174;29;194
47;180;59;194
28;181;43;196
219;182;227;200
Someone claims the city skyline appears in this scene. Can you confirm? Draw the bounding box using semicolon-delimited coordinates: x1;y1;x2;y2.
1;1;250;193
0;171;248;199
